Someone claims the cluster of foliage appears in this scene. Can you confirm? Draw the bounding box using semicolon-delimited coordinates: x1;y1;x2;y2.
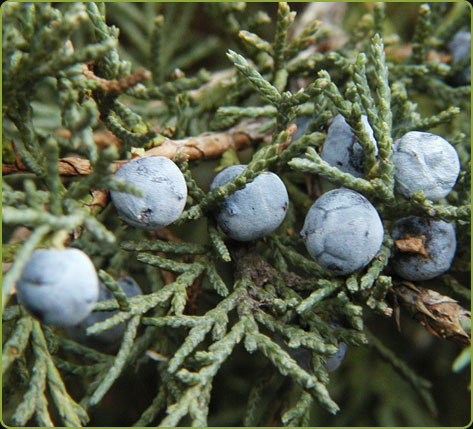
2;2;471;426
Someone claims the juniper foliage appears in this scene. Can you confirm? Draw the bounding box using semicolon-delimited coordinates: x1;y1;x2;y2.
2;2;471;427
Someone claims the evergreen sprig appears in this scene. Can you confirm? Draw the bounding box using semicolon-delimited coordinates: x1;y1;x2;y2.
2;2;470;427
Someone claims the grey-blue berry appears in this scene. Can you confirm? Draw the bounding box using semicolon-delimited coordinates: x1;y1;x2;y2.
111;156;187;230
301;188;384;275
321;114;376;177
273;333;313;373
325;342;347;372
449;30;471;84
65;277;142;349
16;248;99;327
325;319;347;372
290;115;312;141
210;165;289;241
393;131;460;201
391;216;456;281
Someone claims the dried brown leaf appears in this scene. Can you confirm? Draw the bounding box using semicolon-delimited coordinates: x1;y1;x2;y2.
395;234;428;257
393;282;471;346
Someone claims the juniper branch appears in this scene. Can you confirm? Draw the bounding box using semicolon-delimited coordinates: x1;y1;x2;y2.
31;321;89;426
89;315;141;406
2;316;33;375
411;4;432;64
226;50;281;104
87;264;205;334
12;356;47;426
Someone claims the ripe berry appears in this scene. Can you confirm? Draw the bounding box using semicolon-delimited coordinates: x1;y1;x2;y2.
391;216;456;280
290;115;313;141
393;131;460;201
301;188;384;275
449;30;471;84
16;248;99;327
210;165;289;241
326;342;347;372
321;114;376;177
111;156;187;230
65;277;142;349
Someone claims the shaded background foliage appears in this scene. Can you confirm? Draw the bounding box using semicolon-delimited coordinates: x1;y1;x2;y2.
2;2;471;427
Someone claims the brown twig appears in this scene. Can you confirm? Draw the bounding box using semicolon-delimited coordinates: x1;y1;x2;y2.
83;66;152;93
2;119;267;176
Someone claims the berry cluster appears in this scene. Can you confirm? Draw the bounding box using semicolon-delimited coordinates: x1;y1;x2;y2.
317;117;459;279
17;121;461;360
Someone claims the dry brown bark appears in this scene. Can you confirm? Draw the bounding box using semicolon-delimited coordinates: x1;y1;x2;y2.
2;118;268;176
